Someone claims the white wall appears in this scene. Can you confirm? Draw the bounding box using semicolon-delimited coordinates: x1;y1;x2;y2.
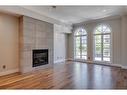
68;17;123;67
0;6;72;29
67;33;74;60
121;15;127;68
0;13;19;76
54;24;69;63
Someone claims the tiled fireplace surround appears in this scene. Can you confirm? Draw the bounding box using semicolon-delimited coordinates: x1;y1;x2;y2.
19;16;54;73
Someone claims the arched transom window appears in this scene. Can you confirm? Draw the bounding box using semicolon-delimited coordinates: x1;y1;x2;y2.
93;24;111;62
74;28;87;60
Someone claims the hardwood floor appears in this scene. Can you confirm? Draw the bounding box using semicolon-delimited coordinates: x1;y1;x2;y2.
0;61;127;89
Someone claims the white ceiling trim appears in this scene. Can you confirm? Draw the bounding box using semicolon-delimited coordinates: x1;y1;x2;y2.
0;6;126;27
21;6;125;24
0;6;72;27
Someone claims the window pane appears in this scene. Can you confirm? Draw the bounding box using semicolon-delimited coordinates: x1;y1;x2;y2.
81;29;87;35
95;29;101;34
97;26;102;33
95;25;111;34
95;35;101;44
82;45;87;55
104;27;111;33
76;55;80;59
103;35;110;44
75;28;87;60
102;25;107;32
94;35;102;61
82;56;87;59
103;35;110;60
82;36;87;44
103;48;110;57
103;57;110;61
95;43;102;61
75;28;87;36
75;31;80;35
94;25;111;62
103;44;110;50
81;36;87;58
75;37;81;58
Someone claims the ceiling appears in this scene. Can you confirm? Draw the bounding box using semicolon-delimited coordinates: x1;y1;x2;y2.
22;6;125;24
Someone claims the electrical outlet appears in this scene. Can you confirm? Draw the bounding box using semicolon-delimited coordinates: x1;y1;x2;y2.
3;65;6;69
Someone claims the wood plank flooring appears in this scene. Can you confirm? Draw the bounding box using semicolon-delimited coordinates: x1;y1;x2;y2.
0;61;127;89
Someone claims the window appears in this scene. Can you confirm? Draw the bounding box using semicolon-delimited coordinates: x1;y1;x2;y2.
74;28;87;60
93;24;111;62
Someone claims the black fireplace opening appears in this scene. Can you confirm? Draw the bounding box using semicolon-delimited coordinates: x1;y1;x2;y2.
33;49;48;67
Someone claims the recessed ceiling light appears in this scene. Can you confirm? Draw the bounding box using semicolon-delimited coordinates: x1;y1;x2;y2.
103;10;106;12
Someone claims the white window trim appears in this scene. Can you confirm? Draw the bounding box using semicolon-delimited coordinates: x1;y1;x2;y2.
74;28;87;60
93;25;112;63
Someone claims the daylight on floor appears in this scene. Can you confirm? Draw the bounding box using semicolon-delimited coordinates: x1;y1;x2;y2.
0;6;127;89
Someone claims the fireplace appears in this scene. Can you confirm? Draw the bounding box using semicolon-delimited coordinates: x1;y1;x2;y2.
33;49;48;67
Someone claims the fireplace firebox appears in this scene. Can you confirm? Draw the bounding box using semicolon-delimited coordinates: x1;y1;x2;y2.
33;49;48;67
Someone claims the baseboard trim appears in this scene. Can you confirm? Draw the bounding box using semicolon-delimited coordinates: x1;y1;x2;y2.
66;58;73;61
93;62;122;68
0;68;19;76
121;66;127;69
65;59;127;70
69;59;125;68
54;59;66;64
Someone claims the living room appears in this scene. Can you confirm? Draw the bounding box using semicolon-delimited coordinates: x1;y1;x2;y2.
0;6;127;89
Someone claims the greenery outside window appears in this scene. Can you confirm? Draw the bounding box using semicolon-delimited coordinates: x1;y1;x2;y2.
74;28;87;60
93;24;111;62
